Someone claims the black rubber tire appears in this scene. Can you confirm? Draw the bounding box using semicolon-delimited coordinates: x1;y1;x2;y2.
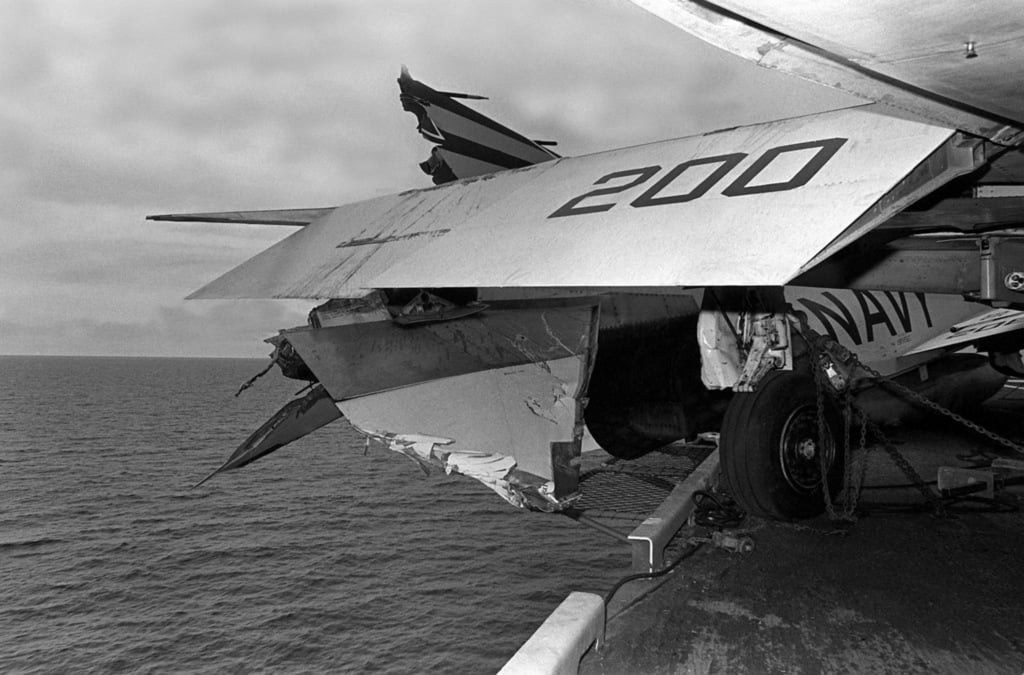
720;371;844;520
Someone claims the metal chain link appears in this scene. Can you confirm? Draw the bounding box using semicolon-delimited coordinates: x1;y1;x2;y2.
852;358;1024;457
862;413;946;515
797;315;952;520
796;305;1024;519
850;408;871;512
807;331;867;522
809;343;833;514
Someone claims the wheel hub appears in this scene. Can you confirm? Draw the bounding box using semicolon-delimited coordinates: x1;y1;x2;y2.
796;438;817;460
779;405;834;493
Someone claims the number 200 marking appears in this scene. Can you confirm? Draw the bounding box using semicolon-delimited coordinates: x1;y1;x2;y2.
548;138;848;219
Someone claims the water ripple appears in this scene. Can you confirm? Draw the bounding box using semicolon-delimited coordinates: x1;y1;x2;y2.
0;356;629;673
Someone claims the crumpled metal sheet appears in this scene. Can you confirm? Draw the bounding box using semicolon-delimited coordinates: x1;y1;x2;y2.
277;302;601;510
280;306;595;401
337;355;588;510
354;430;544;509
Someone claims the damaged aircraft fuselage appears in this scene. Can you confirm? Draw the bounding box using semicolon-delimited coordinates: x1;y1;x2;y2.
157;7;1024;520
206;284;1008;513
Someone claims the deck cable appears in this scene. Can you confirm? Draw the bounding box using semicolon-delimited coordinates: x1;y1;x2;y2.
602;541;704;609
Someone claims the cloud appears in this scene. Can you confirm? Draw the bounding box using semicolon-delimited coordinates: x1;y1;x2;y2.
0;300;309;357
0;0;859;356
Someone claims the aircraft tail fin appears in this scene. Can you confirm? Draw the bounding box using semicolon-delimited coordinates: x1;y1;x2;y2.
398;66;559;184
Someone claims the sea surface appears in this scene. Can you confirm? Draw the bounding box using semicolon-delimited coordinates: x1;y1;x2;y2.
0;356;631;674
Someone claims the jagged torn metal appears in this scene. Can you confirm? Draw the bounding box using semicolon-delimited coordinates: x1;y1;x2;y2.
338;355;589;511
352;431;541;509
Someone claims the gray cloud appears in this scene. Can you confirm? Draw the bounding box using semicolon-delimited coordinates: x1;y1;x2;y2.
0;300;309;357
0;0;858;356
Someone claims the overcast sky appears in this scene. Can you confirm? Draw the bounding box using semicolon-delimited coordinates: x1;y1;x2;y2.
0;0;858;357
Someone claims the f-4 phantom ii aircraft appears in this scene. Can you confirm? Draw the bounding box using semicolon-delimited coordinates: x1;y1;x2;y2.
152;0;1024;521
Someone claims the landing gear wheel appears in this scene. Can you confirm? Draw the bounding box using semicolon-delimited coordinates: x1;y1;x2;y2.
720;371;844;520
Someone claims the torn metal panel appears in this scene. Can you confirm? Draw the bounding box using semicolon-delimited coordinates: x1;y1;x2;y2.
196;385;341;486
340;356;591;511
270;302;600;510
398;67;558;185
358;432;532;508
307;292;390;328
281;305;597;401
338;357;585;477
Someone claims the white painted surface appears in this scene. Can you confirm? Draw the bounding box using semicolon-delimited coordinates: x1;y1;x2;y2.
711;0;1024;127
191;109;954;298
499;592;605;675
339;356;585;483
629;0;1024;144
786;288;983;373
904;307;1024;356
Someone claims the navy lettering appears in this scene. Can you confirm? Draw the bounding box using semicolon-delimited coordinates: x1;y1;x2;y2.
853;290;897;342
798;292;862;345
884;291;914;333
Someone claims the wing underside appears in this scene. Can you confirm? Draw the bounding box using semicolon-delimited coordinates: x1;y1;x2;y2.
628;0;1024;145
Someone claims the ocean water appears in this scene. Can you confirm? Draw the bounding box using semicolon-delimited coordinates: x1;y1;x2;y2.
0;356;631;673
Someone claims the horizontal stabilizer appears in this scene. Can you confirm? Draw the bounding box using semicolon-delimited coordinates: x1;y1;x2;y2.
905;308;1024;356
194;385;341;487
147;208;335;227
190;108;975;300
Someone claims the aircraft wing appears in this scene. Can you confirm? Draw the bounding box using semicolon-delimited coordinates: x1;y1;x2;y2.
628;0;1024;145
173;4;1024;525
189;107;980;300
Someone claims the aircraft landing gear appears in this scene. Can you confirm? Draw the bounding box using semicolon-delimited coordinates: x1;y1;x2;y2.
720;371;844;520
